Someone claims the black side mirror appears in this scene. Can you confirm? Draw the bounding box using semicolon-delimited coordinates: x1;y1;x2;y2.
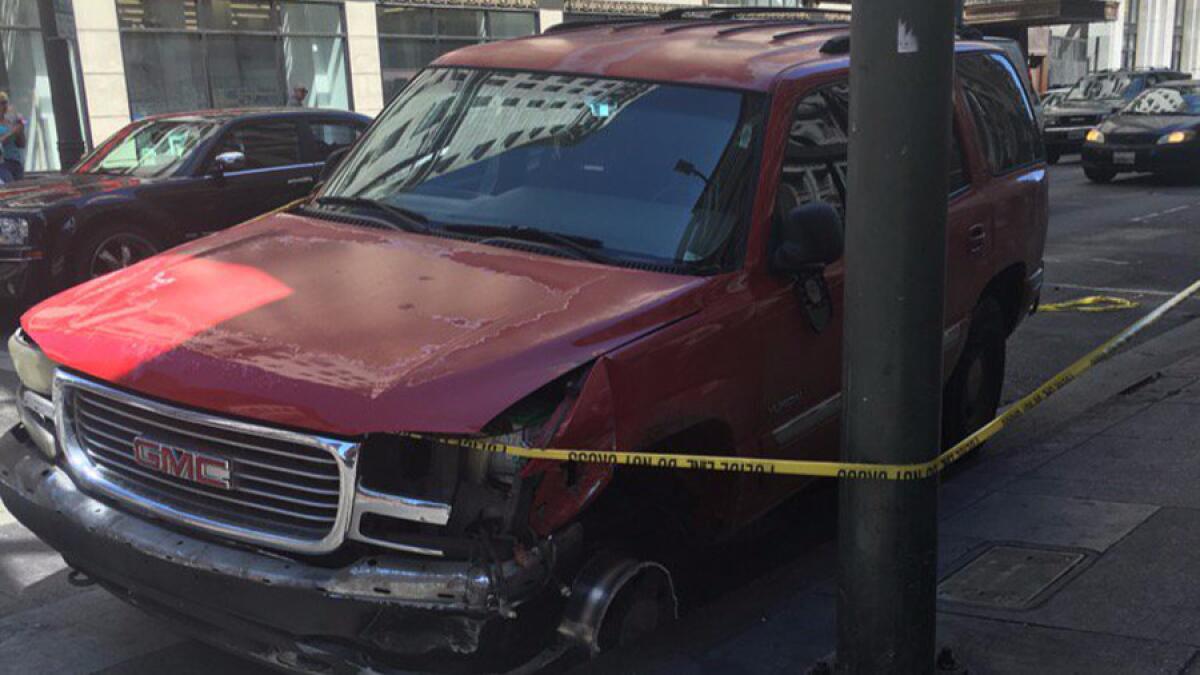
770;202;844;275
318;147;350;184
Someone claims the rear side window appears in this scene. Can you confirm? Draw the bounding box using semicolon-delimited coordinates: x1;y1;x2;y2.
777;81;969;217
309;121;362;162
215;121;302;170
958;53;1042;174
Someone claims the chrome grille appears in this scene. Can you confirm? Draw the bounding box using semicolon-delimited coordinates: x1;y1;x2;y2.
55;371;359;554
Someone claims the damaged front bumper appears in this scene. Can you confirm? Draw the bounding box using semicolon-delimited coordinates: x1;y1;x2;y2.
0;430;579;673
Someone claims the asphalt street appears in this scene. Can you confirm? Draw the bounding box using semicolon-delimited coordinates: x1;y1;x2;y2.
0;159;1198;673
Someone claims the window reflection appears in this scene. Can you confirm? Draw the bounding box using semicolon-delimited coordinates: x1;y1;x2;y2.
959;53;1041;174
325;68;766;269
0;0;64;170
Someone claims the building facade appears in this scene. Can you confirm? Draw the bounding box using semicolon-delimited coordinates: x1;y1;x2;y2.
11;0;1195;175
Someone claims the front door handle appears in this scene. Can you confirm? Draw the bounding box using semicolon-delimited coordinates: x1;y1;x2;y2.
287;176;314;185
967;223;987;255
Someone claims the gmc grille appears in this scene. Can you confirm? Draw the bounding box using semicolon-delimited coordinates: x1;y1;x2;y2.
56;371;358;554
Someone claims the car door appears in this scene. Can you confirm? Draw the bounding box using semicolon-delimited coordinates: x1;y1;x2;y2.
203;119;317;231
957;51;1045;315
743;77;988;520
745;79;849;520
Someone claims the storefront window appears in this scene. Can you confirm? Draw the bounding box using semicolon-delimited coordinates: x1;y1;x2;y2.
0;0;63;171
121;32;208;113
562;12;640;24
117;0;352;117
377;3;538;102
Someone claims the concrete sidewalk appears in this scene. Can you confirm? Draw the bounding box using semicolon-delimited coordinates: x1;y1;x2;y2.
586;351;1200;673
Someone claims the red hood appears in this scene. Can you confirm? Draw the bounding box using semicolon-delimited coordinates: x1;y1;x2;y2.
22;212;706;436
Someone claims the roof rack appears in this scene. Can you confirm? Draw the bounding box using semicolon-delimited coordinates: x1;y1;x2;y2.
543;17;649;34
660;6;850;21
543;6;850;36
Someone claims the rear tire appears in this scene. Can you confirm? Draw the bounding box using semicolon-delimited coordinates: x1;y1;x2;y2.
72;224;162;283
1084;166;1116;184
943;297;1007;449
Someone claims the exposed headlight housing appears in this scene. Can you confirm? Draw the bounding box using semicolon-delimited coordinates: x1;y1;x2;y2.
1158;130;1196;145
8;329;58;458
1085;129;1105;144
0;216;28;246
9;328;54;396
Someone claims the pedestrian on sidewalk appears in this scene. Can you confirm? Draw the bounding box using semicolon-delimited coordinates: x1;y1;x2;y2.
288;84;310;108
0;92;27;183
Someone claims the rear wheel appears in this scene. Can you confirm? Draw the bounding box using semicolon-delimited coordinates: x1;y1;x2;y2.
943;297;1007;449
1084;166;1117;184
73;225;161;282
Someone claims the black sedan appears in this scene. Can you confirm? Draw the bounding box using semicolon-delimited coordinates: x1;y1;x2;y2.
1043;69;1187;164
1082;81;1200;183
0;108;369;302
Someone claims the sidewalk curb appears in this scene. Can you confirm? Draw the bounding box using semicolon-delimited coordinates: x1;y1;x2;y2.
987;312;1200;455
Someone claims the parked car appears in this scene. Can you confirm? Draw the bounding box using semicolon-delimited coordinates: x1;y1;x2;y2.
0;16;1047;674
1080;80;1200;183
1042;69;1188;163
0;108;369;302
1039;86;1071;112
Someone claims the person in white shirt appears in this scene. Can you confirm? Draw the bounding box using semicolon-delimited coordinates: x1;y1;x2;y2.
0;91;27;183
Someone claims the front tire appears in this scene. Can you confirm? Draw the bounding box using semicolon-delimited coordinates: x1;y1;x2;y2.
1046;147;1062;165
72;224;161;282
943;297;1007;448
1084;166;1117;184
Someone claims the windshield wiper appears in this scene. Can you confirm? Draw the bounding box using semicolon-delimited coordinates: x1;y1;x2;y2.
441;223;610;263
312;195;431;233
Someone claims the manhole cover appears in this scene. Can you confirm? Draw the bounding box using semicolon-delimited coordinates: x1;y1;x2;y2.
938;545;1086;610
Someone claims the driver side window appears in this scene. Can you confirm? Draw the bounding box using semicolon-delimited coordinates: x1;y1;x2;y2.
778;83;849;221
212;121;302;171
778;80;971;219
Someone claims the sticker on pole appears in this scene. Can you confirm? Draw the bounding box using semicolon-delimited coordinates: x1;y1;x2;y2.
898;21;919;53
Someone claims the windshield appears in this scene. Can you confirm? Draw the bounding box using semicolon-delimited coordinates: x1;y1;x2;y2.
321;68;765;270
1124;86;1200;115
76;119;217;178
1066;74;1136;102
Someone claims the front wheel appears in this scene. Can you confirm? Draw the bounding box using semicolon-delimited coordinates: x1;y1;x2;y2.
73;225;162;282
1084;166;1117;184
1046;147;1062;165
943;297;1007;449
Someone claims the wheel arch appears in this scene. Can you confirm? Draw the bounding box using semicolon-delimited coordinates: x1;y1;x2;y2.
979;262;1027;336
582;416;741;547
57;204;172;285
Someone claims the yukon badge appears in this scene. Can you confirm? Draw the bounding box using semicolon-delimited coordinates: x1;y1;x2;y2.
131;436;233;491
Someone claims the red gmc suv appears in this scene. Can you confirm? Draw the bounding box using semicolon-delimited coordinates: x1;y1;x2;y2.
0;14;1046;673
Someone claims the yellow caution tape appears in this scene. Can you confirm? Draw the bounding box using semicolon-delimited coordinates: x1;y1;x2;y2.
418;278;1200;480
1040;295;1140;313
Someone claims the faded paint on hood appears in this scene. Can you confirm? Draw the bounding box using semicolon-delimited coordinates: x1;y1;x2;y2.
22;212;707;437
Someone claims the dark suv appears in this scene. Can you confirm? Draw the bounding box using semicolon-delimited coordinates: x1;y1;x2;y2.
1;15;1047;673
0;108;368;302
1043;69;1188;163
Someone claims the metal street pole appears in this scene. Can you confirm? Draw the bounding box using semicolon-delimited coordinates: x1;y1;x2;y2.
837;1;956;673
38;0;87;169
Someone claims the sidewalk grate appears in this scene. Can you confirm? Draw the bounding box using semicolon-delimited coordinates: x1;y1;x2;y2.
938;544;1086;610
